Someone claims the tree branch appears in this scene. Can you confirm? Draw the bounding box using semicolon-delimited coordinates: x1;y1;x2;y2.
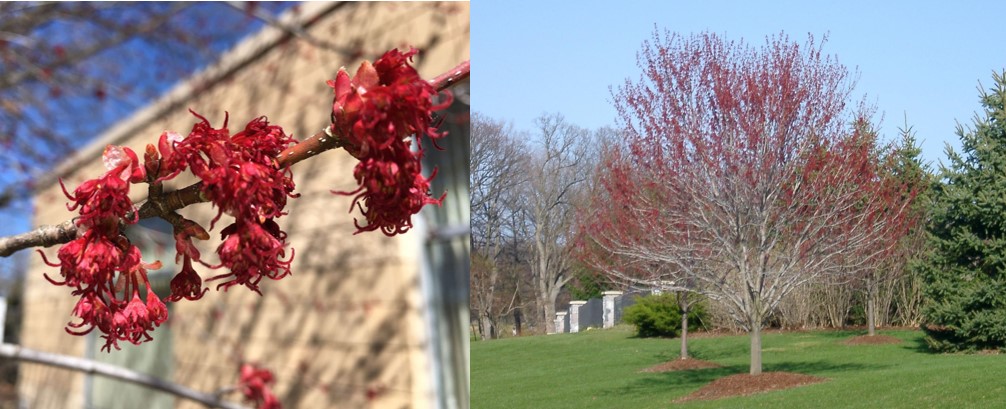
0;60;470;258
223;1;356;55
0;343;249;409
0;3;192;90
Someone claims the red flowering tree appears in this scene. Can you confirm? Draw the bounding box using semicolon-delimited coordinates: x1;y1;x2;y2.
0;48;469;408
578;31;914;375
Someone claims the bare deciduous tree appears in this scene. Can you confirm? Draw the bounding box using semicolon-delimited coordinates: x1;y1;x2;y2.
470;112;529;339
525;113;593;334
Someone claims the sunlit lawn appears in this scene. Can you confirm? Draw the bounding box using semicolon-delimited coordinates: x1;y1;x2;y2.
472;325;1006;408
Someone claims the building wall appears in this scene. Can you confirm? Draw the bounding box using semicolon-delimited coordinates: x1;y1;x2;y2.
19;3;469;408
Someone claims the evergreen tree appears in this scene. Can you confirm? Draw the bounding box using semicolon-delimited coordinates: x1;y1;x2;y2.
920;70;1006;352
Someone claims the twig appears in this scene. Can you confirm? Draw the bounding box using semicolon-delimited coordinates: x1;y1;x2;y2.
429;60;471;91
0;220;77;257
0;343;249;409
223;1;356;55
0;60;470;258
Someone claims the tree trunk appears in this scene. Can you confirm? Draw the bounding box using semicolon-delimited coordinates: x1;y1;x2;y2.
542;298;556;334
680;307;689;360
750;323;762;375
867;277;876;336
479;315;495;340
679;293;689;360
513;306;523;336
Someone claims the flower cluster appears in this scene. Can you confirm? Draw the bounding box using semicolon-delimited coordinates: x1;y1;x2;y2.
38;46;453;354
328;48;451;235
238;363;281;409
43;113;298;351
41;146;168;352
173;113;296;223
171;112;297;293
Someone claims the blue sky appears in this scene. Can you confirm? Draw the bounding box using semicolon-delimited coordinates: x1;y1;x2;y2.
473;1;1006;167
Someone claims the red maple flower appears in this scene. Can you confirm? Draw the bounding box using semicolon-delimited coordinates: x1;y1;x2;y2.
146;287;168;324
328;47;450;158
43;144;175;351
66;293;107;336
122;290;154;343
168;112;297;296
209;218;293;294
173;112;297;226
339;144;444;235
42;230;124;290
60;259;168;352
166;256;208;302
238;363;282;409
60;174;135;232
102;144;146;184
327;48;450;236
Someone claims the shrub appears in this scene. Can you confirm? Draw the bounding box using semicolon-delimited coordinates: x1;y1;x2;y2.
622;293;705;338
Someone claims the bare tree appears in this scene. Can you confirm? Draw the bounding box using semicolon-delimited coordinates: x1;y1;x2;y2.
525;113;594;334
470;112;529;339
582;31;914;375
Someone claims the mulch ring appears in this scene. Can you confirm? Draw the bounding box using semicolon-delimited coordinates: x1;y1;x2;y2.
640;358;722;373
843;334;901;345
674;372;826;402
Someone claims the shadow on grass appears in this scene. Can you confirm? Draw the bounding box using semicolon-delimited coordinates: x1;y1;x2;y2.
608;359;885;399
902;334;937;354
773;329;865;339
612;364;742;396
764;359;886;375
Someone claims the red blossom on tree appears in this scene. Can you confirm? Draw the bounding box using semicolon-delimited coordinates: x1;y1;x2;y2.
328;48;449;158
327;48;450;235
59;146;143;230
238;363;282;409
40;145;174;351
209;218;293;294
172;112;298;226
163;112;298;294
340;143;444;235
166;256;207;302
146;130;186;181
44;230;124;288
579;31;916;375
22;48;467;356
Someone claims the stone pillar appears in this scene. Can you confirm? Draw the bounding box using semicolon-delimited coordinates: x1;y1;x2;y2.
602;291;623;329
568;301;587;333
555;311;568;334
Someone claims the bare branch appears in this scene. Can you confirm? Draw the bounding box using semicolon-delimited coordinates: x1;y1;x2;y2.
0;220;76;258
0;3;192;90
223;1;356;55
0;343;249;409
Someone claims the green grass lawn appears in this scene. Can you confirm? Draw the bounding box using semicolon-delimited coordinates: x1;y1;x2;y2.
472;326;1006;408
